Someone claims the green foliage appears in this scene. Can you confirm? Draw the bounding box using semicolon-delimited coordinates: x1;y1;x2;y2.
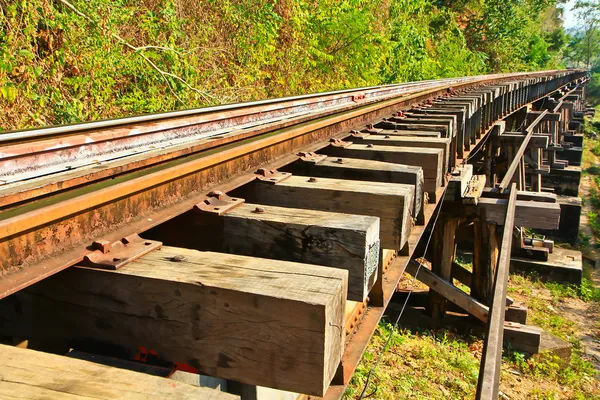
464;0;567;72
0;0;572;130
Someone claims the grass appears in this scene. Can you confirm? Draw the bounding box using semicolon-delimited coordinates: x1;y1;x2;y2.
504;273;600;399
345;272;600;399
345;322;481;399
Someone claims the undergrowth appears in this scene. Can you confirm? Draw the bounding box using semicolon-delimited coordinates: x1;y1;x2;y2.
0;0;569;131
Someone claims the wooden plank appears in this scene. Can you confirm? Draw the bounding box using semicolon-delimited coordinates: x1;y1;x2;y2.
406;260;488;322
481;188;557;203
372;129;441;138
478;198;561;230
0;247;348;396
283;156;424;224
446;164;474;202
348;134;451;173
406;111;463;158
239;175;414;251
505;305;528;324
503;323;542;354
219;203;380;301
463;175;487;205
0;344;237;400
319;144;444;198
527;110;561;121
374;121;448;136
498;134;549;148
388;116;455;137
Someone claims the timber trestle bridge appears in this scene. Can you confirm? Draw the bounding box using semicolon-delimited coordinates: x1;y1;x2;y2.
0;69;591;399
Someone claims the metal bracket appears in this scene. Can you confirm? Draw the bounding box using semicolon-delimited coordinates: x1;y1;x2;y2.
349;130;368;139
255;168;292;184
361;127;383;134
82;234;162;270
328;138;352;148
195;192;244;215
297;152;327;164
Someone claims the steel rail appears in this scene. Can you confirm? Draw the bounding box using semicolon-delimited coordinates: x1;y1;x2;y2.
0;70;571;144
0;71;579;210
0;77;483;185
497;110;548;191
476;183;518;399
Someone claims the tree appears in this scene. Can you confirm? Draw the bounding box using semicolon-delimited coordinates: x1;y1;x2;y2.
573;0;600;68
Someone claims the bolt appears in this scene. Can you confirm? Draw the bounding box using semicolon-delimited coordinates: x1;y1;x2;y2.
308;177;318;183
384;135;390;139
336;158;344;164
253;207;265;214
367;144;374;148
208;190;224;200
169;255;186;262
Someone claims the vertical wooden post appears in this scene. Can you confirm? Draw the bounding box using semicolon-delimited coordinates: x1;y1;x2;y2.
484;142;493;188
530;148;542;192
520;157;526;191
472;218;499;305
428;216;457;325
516;158;524;190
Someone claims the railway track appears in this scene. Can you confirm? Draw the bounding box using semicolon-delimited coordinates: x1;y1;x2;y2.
0;69;589;399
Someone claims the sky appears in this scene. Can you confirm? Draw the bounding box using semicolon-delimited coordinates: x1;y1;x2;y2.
563;0;579;30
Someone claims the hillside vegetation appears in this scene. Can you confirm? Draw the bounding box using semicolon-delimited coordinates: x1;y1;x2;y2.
0;0;569;130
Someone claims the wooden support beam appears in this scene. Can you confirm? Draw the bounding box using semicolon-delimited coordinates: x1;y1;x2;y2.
370;129;441;138
503;323;541;354
375;121;448;136
0;247;348;396
497;134;549;148
0;345;237;400
472;220;498;305
446;164;473;202
476;184;517;400
319;144;444;198
349;134;452;173
388;116;456;138
452;262;472;287
477;198;561;230
407;109;465;150
463;175;487;205
481;188;557;203
218;203;380;302
527;111;561;121
428;217;458;323
283;155;424;224
239;175;414;251
506;304;528;324
406;260;488;323
498;110;548;191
